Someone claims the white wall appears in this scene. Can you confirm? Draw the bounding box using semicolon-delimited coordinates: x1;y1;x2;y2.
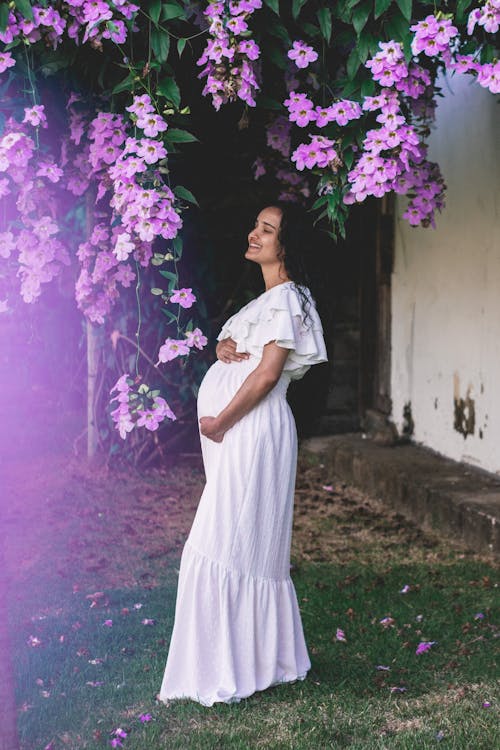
392;73;500;474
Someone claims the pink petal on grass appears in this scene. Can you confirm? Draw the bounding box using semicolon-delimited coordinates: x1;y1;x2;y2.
415;640;437;655
139;713;153;722
399;584;410;594
322;484;333;491
142;618;155;625
474;612;485;620
379;616;395;627
482;701;491;708
376;665;391;671
103;619;113;627
389;686;407;693
335;628;347;642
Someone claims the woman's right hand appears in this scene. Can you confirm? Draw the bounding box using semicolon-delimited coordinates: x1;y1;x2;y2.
216;337;250;364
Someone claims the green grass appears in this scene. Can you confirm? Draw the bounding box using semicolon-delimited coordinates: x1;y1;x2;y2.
11;555;499;750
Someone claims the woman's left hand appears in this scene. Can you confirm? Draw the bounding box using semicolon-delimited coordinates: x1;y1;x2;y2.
199;416;225;443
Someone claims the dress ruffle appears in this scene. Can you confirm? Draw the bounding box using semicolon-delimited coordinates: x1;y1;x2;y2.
159;541;310;707
217;282;328;380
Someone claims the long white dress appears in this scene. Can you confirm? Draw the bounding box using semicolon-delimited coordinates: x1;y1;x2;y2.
159;281;328;706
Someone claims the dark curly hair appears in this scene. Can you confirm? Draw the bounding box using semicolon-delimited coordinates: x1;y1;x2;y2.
265;201;316;325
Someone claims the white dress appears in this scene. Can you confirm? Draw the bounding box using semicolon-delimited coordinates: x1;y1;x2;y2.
159;281;328;706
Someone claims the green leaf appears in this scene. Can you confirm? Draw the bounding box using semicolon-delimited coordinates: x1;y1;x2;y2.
151;287;164;295
312;195;328;210
159;269;178;282
161;308;178;324
346;46;361;79
174;185;199;206
317;7;332;43
352;0;371;35
165;128;198;144
385;9;412;45
151;27;170;63
292;0;308;19
0;4;10;31
161;2;186;21
263;0;280;14
255;94;283;110
302;21;321;37
395;0;412;22
456;0;474;23
148;0;162;25
173;235;183;259
157;77;180;108
14;0;34;22
177;38;187;58
267;46;287;69
267;18;291;44
357;29;376;62
360;76;376;97
112;72;136;96
374;0;392;19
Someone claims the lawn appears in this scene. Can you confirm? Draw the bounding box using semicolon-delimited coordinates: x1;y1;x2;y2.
6;451;499;750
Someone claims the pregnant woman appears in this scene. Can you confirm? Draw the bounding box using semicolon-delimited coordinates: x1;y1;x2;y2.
159;202;328;706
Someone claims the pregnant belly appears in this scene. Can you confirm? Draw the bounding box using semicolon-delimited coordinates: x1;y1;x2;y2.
197;357;260;418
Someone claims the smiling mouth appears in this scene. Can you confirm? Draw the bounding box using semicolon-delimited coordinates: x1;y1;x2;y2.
248;243;261;248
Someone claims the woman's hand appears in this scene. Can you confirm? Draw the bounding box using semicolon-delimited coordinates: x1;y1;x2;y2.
199;416;226;443
216;337;250;364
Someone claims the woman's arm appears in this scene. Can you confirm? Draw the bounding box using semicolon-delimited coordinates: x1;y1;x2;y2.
199;341;290;442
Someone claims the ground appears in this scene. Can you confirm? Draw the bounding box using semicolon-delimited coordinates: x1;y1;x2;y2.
2;420;499;750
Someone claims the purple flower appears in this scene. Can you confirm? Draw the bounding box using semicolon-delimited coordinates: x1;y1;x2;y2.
185;327;208;350
288;40;319;70
474;612;485;620
170;287;196;308
136;113;168;138
0;52;16;73
139;713;153;722
126;94;154;117
415;640;437;655
158;338;190;363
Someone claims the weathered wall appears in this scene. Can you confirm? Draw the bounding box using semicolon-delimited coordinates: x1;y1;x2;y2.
391;74;500;475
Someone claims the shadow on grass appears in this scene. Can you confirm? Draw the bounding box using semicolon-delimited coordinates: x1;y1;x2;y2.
10;555;499;750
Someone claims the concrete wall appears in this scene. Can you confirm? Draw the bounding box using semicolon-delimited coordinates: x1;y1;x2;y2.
391;74;500;475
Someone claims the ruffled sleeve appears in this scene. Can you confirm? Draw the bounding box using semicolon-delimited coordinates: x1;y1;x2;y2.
217;282;328;380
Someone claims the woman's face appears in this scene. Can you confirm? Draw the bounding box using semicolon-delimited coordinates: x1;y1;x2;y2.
245;206;283;267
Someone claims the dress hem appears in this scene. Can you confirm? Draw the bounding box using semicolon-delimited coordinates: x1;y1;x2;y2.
159;670;309;708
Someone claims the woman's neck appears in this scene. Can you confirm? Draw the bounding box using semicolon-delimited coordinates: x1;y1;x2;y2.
262;267;291;291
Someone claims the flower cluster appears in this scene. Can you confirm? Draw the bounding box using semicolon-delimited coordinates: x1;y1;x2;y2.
468;1;500;36
344;86;445;227
0;114;71;303
292;135;339;172
197;0;262;110
284;91;362;130
158;327;208;363
110;374;177;439
0;1;139;60
68;94;182;322
266;116;291;157
410;15;459;58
